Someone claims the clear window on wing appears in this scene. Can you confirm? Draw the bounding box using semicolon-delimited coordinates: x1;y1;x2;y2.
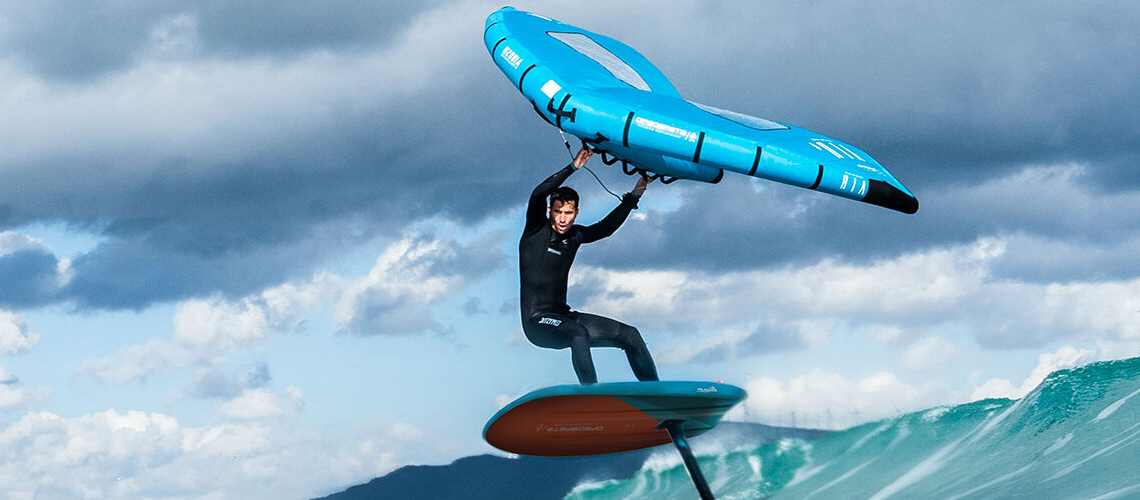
548;31;651;92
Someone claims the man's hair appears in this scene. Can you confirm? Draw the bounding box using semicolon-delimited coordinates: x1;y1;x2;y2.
550;186;579;209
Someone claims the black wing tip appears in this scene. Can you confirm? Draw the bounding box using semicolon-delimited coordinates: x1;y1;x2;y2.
864;180;919;214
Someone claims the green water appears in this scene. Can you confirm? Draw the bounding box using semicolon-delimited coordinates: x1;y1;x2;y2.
567;358;1140;499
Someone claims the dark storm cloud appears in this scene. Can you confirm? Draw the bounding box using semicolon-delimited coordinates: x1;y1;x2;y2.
0;0;444;81
0;1;167;80
533;1;1140;282
0;247;60;308
574;178;922;272
585;163;1140;282
2;1;1138;312
63;235;307;310
0;5;529;311
193;1;445;56
50;130;522;309
623;1;1140;189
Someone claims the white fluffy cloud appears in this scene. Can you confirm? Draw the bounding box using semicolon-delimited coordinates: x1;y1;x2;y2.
0;313;47;411
0;232;47;256
334;236;465;335
970;345;1098;401
743;369;949;430
219;387;304;421
0;311;40;355
77;232;492;386
576;237;1140;359
333;233;500;336
77;339;180;385
78;277;338;384
568;235;1140;429
0;410;183;498
0;407;428;499
0;366;49;410
575;239;996;343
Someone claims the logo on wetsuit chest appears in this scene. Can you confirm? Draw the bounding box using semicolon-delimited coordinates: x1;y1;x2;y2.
547;236;569;256
538;317;562;326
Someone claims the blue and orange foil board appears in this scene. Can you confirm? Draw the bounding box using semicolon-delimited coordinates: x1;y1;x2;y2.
484;381;747;457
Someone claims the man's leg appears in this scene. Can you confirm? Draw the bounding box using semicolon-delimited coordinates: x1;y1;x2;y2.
569;334;597;385
524;312;598;385
574;312;659;382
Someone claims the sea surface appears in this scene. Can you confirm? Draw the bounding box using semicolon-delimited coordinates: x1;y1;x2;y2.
567;357;1140;499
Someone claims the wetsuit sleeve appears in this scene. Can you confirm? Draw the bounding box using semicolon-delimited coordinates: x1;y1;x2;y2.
579;192;640;244
525;164;575;233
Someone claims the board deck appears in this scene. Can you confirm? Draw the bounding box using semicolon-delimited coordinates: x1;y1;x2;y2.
484;381;746;457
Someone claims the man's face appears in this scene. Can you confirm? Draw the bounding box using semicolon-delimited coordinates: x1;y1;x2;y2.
549;200;578;235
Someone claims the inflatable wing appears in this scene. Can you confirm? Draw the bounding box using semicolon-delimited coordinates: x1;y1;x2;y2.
484;7;918;214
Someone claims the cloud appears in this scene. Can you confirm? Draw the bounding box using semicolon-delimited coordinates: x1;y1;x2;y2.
218;387;303;421
0;365;50;410
334;233;503;336
187;362;272;399
0;2;516;311
655;321;822;365
78;232;500;384
588;164;1140;282
970;346;1098;401
743;369;949;430
621;1;1140;186
172;296;272;352
741;343;1100;430
0;0;446;81
1;0;1135;314
0;408;433;499
77;277;334;384
0;232;63;308
0;311;39;355
575;235;1140;361
0;410;184;498
76;339;180;386
576;239;991;335
902;336;959;372
0;4;1137;497
739;345;1115;431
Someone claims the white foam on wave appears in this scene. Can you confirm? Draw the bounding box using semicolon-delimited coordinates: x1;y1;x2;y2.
1093;386;1140;423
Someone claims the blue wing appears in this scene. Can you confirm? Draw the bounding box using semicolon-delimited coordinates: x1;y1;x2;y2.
485;7;917;214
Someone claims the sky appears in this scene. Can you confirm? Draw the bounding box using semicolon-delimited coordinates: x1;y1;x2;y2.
1;0;1139;498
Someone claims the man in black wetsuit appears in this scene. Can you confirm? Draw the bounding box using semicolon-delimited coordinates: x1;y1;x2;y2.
519;146;659;385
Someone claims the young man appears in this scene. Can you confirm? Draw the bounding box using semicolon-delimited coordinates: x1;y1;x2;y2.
519;146;659;385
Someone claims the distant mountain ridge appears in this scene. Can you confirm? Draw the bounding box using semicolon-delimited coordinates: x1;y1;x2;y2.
312;422;830;500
